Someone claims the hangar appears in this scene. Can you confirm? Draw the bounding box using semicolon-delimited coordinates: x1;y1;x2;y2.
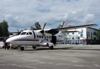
63;27;99;45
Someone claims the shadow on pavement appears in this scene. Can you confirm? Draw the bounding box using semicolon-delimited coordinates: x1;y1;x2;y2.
23;46;100;51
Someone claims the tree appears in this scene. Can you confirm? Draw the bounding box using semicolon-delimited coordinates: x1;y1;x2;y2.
0;25;3;36
31;22;41;30
35;22;41;30
97;28;100;39
0;20;9;37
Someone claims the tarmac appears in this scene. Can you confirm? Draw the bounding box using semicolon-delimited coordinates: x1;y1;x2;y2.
0;44;100;69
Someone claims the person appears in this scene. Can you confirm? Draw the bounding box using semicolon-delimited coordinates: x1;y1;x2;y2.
3;37;8;50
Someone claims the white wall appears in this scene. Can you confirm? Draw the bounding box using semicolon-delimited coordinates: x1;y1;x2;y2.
66;27;98;40
66;28;87;40
0;41;4;47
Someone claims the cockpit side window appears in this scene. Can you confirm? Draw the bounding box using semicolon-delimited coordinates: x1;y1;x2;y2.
26;33;28;35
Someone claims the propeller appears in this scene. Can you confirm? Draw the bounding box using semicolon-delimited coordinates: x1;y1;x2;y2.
40;23;46;36
17;29;20;35
62;21;65;27
43;23;46;30
61;21;65;28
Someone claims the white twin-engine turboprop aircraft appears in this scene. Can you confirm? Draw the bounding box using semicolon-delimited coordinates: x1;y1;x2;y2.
6;22;97;51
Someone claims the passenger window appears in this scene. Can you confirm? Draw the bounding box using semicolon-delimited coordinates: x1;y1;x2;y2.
29;32;32;35
41;36;43;38
39;36;41;38
37;35;39;38
45;36;47;38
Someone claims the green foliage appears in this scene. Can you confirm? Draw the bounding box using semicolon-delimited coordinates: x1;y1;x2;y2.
31;22;41;30
35;22;41;30
0;25;3;36
0;20;9;37
97;29;100;39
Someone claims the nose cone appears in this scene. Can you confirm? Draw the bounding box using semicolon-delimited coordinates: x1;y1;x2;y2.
6;36;19;43
6;38;13;43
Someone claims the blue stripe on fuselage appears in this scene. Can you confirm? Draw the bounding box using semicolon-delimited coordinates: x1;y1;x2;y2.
15;38;39;41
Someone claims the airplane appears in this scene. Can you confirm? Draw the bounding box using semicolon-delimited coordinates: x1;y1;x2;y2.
6;22;97;51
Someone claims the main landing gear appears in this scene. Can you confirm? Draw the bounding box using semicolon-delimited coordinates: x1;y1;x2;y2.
18;46;25;51
49;45;54;49
18;45;36;51
20;47;25;51
47;43;54;49
32;46;36;49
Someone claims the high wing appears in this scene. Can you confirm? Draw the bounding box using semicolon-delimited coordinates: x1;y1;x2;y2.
45;24;97;35
50;23;97;31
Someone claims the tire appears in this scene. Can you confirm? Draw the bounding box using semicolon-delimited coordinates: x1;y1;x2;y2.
32;46;36;49
49;46;54;49
20;47;24;51
47;43;49;46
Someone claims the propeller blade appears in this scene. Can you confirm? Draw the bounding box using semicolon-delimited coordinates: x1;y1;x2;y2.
40;23;46;33
61;21;65;27
17;29;20;35
43;23;46;30
40;23;47;37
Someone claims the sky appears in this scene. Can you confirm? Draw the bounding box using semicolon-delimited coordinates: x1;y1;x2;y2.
0;0;100;32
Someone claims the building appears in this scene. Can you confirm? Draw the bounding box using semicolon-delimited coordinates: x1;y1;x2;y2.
64;27;99;45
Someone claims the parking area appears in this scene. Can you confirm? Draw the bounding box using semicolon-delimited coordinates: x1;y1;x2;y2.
0;45;100;69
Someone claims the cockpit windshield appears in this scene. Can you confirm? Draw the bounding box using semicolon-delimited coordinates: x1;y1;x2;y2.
20;32;26;35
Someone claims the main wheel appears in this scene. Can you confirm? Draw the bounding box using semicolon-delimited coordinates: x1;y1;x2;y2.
20;47;25;51
32;46;36;49
49;46;54;49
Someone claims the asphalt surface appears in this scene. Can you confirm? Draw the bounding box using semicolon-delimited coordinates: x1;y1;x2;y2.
0;44;100;69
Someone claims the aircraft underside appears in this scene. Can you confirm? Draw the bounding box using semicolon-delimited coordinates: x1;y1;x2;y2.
10;41;55;51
